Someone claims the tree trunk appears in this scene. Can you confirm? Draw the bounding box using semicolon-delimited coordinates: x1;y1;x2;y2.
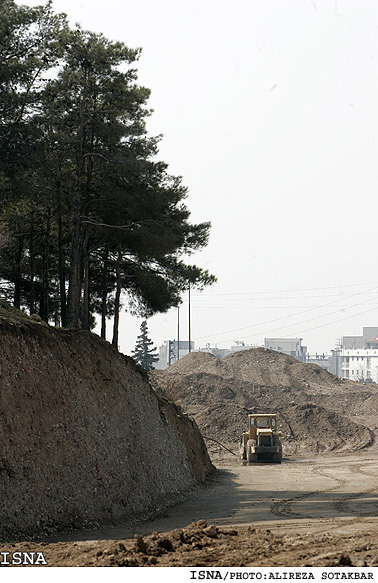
29;231;35;315
112;247;122;349
58;214;66;327
66;220;84;328
100;246;109;339
82;232;90;331
81;124;94;332
39;212;51;322
66;66;89;329
13;235;23;309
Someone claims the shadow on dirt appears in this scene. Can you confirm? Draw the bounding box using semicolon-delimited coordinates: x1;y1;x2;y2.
43;457;378;543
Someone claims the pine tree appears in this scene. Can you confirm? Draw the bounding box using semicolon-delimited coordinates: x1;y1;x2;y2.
0;5;216;329
132;321;159;371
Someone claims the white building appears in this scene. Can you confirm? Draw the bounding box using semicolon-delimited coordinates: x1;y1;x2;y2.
264;337;307;363
338;347;378;382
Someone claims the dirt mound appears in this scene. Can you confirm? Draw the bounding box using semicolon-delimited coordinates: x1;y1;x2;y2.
0;314;213;541
167;351;221;376
9;519;378;566
166;347;337;388
222;347;338;388
151;348;377;457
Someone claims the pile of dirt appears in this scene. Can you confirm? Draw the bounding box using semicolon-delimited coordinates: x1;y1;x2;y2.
7;520;378;566
164;349;338;388
150;348;378;457
0;314;213;541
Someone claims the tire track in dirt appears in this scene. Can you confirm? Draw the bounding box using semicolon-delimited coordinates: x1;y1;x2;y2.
331;460;378;515
270;457;378;540
270;462;350;519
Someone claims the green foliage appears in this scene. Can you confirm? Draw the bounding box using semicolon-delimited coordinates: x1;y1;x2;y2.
131;320;159;371
0;1;216;342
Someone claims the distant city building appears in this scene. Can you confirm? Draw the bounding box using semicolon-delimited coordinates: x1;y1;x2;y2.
335;348;378;382
264;337;307;363
156;340;260;369
198;341;260;359
330;327;378;381
306;353;331;372
197;345;230;358
156;340;195;370
156;328;378;377
341;327;378;350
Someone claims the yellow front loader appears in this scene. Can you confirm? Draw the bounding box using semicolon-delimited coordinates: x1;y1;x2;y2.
240;414;282;463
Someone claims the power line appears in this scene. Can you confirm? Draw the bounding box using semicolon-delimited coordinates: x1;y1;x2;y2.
191;304;378;309
187;294;361;301
215;304;378;346
191;281;378;297
194;284;378;341
214;297;378;344
281;305;378;337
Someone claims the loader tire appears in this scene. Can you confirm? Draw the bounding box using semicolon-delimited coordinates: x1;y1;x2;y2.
246;440;256;463
274;438;282;463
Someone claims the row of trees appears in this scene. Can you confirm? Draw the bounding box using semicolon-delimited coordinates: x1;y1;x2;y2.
0;1;215;344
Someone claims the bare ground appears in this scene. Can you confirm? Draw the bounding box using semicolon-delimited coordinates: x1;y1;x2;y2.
5;451;378;566
4;347;378;566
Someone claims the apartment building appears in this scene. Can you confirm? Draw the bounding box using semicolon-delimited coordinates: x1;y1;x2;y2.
335;327;378;382
264;337;307;363
337;348;378;382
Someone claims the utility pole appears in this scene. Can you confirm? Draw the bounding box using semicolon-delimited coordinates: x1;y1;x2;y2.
177;306;180;361
188;283;191;353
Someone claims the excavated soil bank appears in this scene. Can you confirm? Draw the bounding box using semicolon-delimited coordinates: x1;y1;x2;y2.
0;312;213;541
5;519;378;566
150;348;378;457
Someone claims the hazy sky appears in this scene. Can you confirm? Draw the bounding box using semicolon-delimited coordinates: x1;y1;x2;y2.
19;0;378;355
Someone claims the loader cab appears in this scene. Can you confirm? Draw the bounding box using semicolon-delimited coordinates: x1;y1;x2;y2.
248;414;277;439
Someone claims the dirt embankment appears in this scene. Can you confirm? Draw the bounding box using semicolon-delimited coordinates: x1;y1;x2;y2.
150;348;378;456
8;519;378;566
0;310;213;541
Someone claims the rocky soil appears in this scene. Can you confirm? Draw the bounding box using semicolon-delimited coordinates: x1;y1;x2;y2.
0;304;213;541
5;519;378;567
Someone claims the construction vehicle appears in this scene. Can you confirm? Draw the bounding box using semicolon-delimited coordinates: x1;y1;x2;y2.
239;413;282;463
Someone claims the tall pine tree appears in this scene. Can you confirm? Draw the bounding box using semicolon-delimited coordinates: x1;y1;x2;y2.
0;4;216;332
132;321;159;371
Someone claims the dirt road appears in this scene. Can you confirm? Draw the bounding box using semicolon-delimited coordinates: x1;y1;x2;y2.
45;451;378;542
18;450;376;566
132;452;378;537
